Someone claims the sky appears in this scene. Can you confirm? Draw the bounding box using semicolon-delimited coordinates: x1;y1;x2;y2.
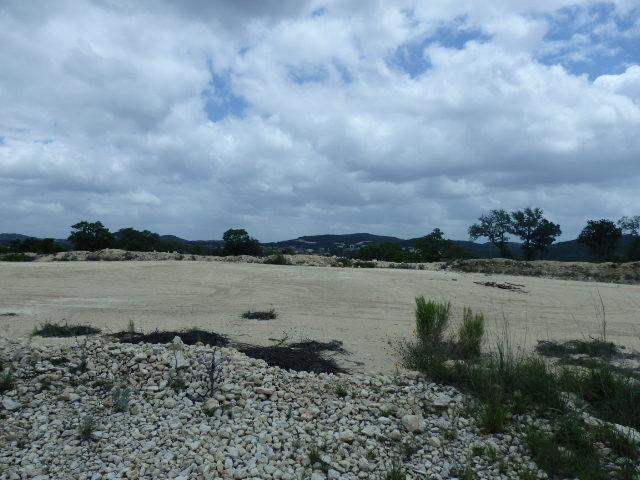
1;0;639;242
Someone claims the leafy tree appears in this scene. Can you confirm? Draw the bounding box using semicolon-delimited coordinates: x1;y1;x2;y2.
68;221;115;251
509;208;561;260
116;227;161;252
618;215;640;261
618;215;640;236
415;228;452;262
577;219;621;261
8;237;66;254
355;242;408;262
222;228;262;256
468;209;513;258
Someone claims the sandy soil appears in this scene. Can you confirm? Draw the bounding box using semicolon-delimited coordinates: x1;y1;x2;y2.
1;261;639;373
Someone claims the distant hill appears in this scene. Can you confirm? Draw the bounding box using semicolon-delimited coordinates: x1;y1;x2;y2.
1;231;635;262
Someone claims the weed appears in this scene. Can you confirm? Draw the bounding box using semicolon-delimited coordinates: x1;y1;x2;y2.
453;462;474;480
564;366;640;429
0;366;15;393
616;460;639;480
264;253;290;265
378;408;393;417
111;385;131;412
307;445;322;465
400;439;419;459
202;347;227;397
0;312;17;317
382;461;405;480
414;297;450;344
457;307;484;359
169;375;186;393
38;376;53;391
242;309;277;320
32;321;101;337
526;413;606;480
127;319;137;334
353;260;375;268
366;449;377;460
91;378;115;392
594;424;638;459
0;253;34;262
476;396;508;434
79;415;96;441
333;382;349;398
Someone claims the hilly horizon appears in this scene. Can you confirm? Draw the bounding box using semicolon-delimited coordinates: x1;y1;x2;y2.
2;230;636;262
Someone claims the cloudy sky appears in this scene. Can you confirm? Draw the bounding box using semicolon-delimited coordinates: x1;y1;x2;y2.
1;1;639;242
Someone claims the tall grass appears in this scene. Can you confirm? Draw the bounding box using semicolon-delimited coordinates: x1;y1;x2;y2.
458;307;484;359
414;297;450;344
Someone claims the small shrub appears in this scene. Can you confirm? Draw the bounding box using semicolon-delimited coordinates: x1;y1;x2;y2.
32;321;101;337
353;260;375;268
414;297;450;344
382;462;405;480
78;415;96;441
333;382;349;398
264;253;289;265
242;309;277;320
0;366;15;393
170;375;186;393
0;253;34;262
111;385;131;412
476;395;508;434
127;319;137;334
457;307;484;359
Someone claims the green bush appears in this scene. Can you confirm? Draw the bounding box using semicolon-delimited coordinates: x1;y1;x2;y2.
111;385;131;412
457;307;484;358
264;253;289;265
0;253;34;262
415;297;450;344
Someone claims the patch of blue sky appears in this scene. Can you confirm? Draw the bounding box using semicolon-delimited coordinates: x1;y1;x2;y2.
311;7;327;17
203;71;248;122
537;3;640;79
388;18;490;78
287;64;330;84
0;136;4;145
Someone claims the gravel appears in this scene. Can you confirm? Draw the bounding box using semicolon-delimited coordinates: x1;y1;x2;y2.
1;336;547;480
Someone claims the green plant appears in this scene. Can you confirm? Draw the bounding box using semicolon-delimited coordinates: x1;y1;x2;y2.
111;385;131;412
382;461;405;480
242;309;277;320
170;375;186;393
0;253;34;262
32;321;101;337
264;253;289;265
0;366;15;393
476;395;508;434
457;307;484;359
414;297;450;344
366;449;377;460
333;382;349;398
127;319;137;334
79;415;96;441
526;413;606;480
594;424;638;459
353;260;376;268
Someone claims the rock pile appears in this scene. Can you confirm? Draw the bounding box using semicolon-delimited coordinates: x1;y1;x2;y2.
0;337;543;480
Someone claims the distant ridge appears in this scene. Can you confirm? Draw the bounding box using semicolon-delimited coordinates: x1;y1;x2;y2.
1;231;635;262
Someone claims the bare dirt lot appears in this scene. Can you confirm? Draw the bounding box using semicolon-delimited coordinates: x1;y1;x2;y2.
1;261;639;373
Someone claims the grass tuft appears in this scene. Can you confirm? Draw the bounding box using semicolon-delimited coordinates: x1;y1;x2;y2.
242;309;277;320
33;321;101;337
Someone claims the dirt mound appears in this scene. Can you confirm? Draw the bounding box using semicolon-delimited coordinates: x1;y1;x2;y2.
447;258;640;284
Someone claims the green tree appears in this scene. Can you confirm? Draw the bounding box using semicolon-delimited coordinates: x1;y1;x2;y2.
509;208;561;260
116;227;161;252
577;219;621;261
222;228;262;256
415;228;452;262
618;215;640;261
468;209;513;258
68;221;115;251
355;242;408;262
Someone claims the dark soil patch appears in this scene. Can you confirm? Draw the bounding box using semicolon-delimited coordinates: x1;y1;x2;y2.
237;343;348;374
113;329;228;347
242;309;277;320
536;339;620;358
33;321;101;337
108;328;348;374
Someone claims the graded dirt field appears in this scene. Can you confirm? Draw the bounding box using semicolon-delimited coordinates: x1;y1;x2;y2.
1;261;639;373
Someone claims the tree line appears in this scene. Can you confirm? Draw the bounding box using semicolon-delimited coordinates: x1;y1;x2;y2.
468;209;640;262
2;213;639;262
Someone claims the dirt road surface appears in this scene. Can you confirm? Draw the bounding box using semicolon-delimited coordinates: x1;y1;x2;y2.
1;261;638;373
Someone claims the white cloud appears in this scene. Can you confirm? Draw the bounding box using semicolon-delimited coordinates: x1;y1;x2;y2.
0;0;638;241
